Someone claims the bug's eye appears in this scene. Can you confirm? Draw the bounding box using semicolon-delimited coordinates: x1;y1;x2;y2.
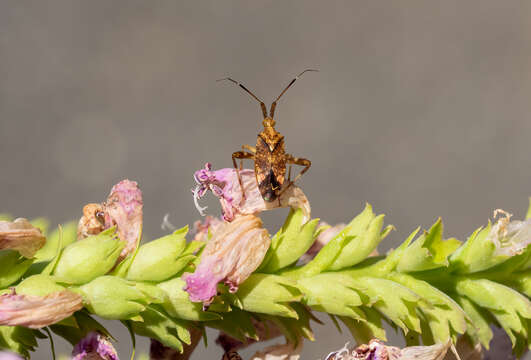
95;210;105;225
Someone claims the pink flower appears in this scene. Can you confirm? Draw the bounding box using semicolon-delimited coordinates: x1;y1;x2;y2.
192;163;310;222
77;179;143;262
183;214;270;306
0;218;46;258
72;332;119;360
0;290;83;329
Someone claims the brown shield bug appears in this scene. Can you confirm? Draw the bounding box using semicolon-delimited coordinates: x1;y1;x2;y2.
218;69;317;202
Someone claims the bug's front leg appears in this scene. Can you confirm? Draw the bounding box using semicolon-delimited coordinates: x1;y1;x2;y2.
232;150;254;198
278;154;311;196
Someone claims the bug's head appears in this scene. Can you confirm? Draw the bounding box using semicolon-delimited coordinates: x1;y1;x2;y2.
262;117;276;128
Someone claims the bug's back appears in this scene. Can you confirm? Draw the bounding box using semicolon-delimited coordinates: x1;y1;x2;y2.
254;125;286;202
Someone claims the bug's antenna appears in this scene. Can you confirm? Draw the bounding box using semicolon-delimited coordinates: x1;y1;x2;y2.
217;77;268;118
269;69;319;118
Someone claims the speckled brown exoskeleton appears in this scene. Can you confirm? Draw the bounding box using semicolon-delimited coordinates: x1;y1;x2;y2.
218;70;316;202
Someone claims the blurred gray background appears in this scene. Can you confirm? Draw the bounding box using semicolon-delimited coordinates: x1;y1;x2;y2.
1;1;531;359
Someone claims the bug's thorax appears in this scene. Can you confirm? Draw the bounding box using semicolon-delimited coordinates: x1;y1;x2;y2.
258;117;284;152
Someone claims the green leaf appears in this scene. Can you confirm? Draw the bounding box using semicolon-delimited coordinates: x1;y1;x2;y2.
353;276;422;333
129;306;191;353
34;222;77;262
0;250;33;288
206;307;257;342
298;273;366;319
0;326;41;358
339;307;387;344
396;219;461;272
526;197;531;220
233;274;302;318
454;296;493;349
259;208;319;273
158;277;221;321
387;272;467;343
328;205;392;270
78;276;163;320
455;278;531;354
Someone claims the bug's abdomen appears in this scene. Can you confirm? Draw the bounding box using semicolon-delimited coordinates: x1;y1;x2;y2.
255;136;286;202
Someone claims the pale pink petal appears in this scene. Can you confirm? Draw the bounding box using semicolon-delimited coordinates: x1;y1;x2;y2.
192;163;310;222
0;290;83;329
183;214;270;306
103;179;143;261
0;218;46;258
72;332;119;360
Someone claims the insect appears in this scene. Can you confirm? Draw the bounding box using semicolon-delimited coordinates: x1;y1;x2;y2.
218;69;317;202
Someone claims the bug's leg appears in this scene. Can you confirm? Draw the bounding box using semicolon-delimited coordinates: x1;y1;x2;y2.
232;150;255;198
242;144;256;154
287;164;293;182
278;154;311;196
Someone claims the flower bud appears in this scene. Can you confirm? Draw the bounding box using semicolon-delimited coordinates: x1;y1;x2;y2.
157;277;220;321
0;218;45;258
233;274;302;318
78;276;164;320
126;227;194;282
15;274;65;296
53;228;124;284
0;290;83;328
71;331;118;360
192;163;310;222
183;214;270;306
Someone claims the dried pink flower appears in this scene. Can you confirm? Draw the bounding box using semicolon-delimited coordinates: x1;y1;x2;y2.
489;209;531;257
0;290;83;329
250;341;302;360
72;332;119;360
0;218;46;258
193;163;310;222
325;339;451;360
77;179;143;262
183;214;270;306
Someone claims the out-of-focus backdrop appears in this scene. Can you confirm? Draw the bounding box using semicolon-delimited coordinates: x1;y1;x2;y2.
1;1;530;359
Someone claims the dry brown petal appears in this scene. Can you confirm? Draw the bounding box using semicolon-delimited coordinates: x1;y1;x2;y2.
0;290;83;328
0;218;46;258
